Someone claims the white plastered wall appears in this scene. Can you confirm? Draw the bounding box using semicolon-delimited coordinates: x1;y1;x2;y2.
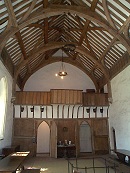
0;60;13;152
24;62;95;92
109;65;130;151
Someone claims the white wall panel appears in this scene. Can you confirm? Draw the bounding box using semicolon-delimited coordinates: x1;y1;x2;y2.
0;61;13;151
21;106;27;118
28;106;34;118
109;66;130;151
47;106;53;118
24;63;95;92
34;106;40;118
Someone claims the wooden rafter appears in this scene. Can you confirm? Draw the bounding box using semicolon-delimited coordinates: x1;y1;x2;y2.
1;5;129;53
15;31;32;74
102;0;116;29
4;0;18;27
14;42;109;86
20;0;37;22
0;0;129;92
44;0;49;44
72;0;99;60
15;32;27;59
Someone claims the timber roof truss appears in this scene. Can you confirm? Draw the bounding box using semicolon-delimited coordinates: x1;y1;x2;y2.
0;0;130;90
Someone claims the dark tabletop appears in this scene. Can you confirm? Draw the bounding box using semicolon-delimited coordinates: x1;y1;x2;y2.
0;152;29;172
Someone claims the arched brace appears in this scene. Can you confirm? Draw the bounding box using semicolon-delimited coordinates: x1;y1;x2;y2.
14;42;109;90
0;5;129;54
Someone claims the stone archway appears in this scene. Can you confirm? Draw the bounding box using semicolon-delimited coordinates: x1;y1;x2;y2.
37;121;50;156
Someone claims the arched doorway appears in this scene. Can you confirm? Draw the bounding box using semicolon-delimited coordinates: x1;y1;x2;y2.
80;121;92;154
37;121;50;156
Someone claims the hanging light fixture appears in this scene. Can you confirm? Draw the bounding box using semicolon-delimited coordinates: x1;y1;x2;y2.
55;50;68;79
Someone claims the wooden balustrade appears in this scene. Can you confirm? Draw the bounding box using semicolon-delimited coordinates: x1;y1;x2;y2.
15;91;51;105
14;89;109;106
50;89;82;104
83;93;109;106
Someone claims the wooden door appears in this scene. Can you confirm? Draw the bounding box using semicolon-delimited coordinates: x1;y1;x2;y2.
93;118;109;154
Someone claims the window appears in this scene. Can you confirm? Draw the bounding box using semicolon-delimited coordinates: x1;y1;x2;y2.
0;77;7;140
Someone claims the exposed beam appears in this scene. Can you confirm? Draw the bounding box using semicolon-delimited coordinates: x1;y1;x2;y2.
27;23;44;29
20;0;37;22
88;26;105;31
4;0;18;27
76;46;109;79
0;5;130;54
15;32;31;74
15;32;27;59
109;52;130;79
71;0;87;6
77;0;99;44
75;15;84;29
90;14;130;74
98;15;130;67
97;52;130;88
72;0;99;60
14;42;109;82
102;0;116;29
44;18;49;44
44;0;49;44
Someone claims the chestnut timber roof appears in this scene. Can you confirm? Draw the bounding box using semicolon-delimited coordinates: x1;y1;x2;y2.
0;0;130;90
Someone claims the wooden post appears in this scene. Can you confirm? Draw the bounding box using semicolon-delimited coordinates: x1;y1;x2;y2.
112;127;117;152
11;78;16;103
107;81;113;104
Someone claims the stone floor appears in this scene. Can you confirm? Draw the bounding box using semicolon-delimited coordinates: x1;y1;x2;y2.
107;153;130;173
22;154;130;173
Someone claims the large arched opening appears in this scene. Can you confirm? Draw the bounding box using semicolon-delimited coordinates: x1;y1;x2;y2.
37;121;50;157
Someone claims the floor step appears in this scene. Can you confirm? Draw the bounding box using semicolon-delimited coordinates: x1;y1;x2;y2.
36;153;50;157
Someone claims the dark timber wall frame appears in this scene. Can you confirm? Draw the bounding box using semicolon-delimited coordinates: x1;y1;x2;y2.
0;1;129;100
12;118;110;157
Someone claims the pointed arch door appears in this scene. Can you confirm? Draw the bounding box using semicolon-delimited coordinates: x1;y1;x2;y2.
80;121;92;153
37;121;50;155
